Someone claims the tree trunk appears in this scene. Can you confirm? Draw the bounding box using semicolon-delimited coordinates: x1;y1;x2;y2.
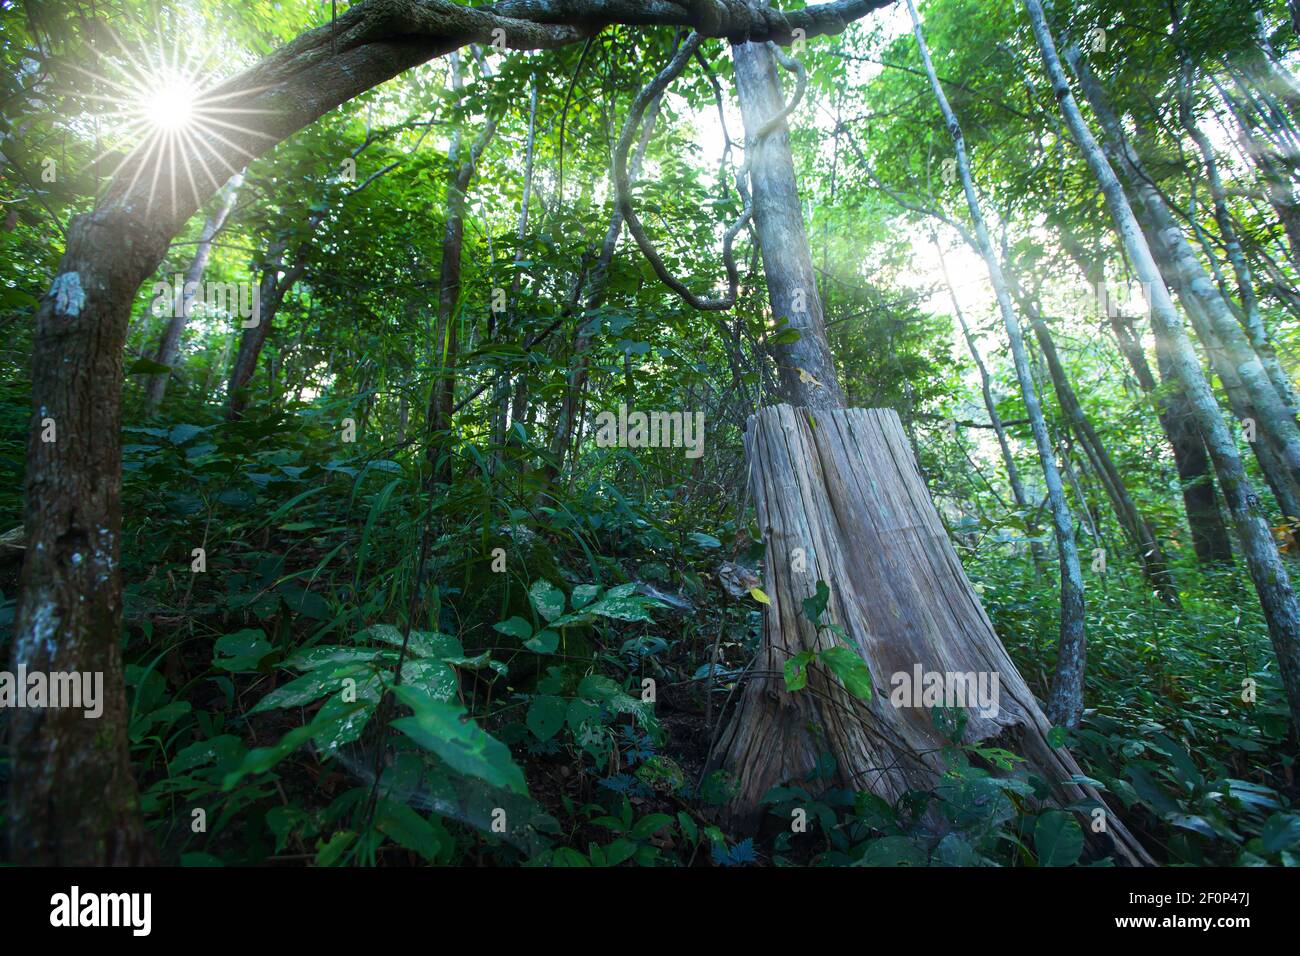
493;73;539;471
1024;0;1300;736
1185;119;1297;413
546;95;663;478
907;0;1086;726
1109;311;1234;563
1138;203;1300;520
732;41;843;411
1221;78;1300;272
1014;286;1179;603
226;238;308;417
1067;53;1300;496
145;171;244;414
8;205;165;864
713;406;1148;863
934;236;1046;578
425;55;497;485
711;34;1146;863
1060;233;1234;563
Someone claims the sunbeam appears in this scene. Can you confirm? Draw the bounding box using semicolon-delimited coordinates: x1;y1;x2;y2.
71;23;273;215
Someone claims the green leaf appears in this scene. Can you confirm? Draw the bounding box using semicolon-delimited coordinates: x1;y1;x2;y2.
802;580;830;624
571;584;600;608
529;580;566;623
630;813;674;840
603;838;638;866
168;423;207;445
567;697;601;731
213;629;274;672
1259;814;1300;854
223;701;369;788
286;646;384;670
314;830;356;867
527;695;567;741
364;625;462;660
580;583;658;623
375;800;450;864
576;674;652;724
493;616;533;640
127;357;173;375
312;690;380;754
819;645;874;701
248;663;366;714
391;685;527;794
525;629;559;654
677;811;699;843
399;657;459;702
856;835;927;867
1034;810;1084;867
783;650;815;692
550;847;590;867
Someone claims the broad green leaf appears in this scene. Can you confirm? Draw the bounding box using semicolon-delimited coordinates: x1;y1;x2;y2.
571;584;600;608
391;685;527;794
583;583;658;623
214;629;273;672
630;813;674;840
529;580;566;623
525;629;559;654
1034;810;1084;867
223;702;369;788
527;695;567;741
493;616;533;640
801;580;830;624
248;662;368;714
819;645;874;701
314;831;356;867
783;650;814;692
365;625;462;660
375;800;450;864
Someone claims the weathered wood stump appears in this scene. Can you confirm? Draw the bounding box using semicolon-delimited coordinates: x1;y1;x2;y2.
712;405;1149;864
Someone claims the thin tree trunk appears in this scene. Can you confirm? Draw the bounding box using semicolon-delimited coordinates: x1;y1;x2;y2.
1109;310;1234;562
1024;0;1300;735
1067;53;1300;499
426;54;498;485
1218;73;1300;272
1138;200;1300;519
546;94;663;478
1184;121;1296;412
494;73;539;469
1013;283;1179;603
934;235;1047;577
1060;232;1234;563
145;170;244;414
908;0;1086;726
226;237;308;417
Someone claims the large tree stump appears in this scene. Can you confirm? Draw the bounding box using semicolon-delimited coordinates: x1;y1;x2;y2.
712;405;1149;864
